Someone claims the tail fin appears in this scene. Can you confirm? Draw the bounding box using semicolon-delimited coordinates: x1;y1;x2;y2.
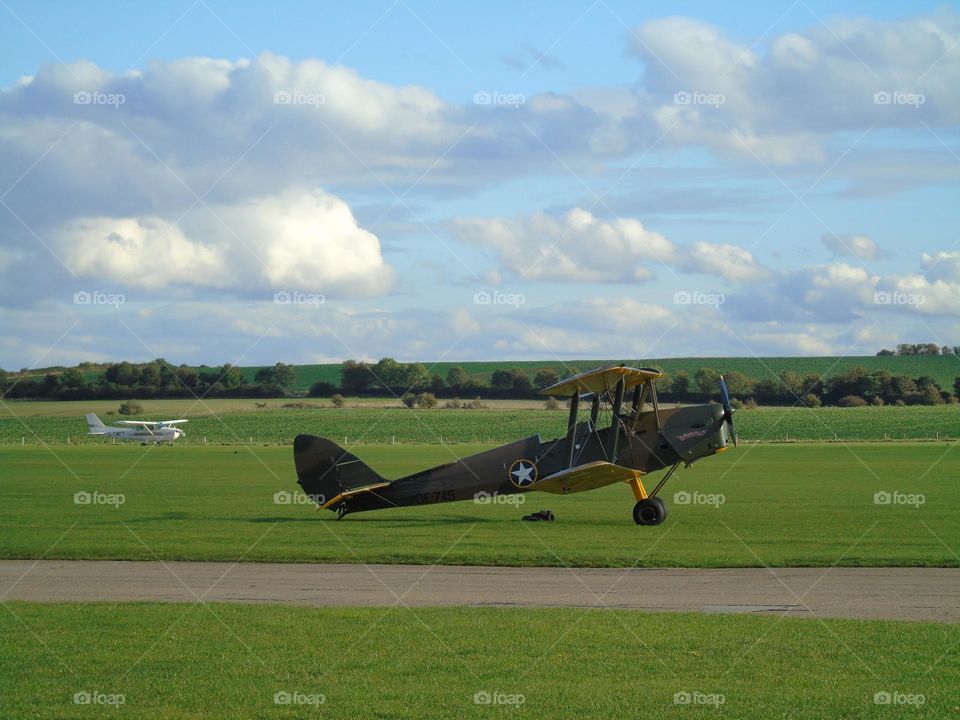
85;413;107;435
293;435;387;509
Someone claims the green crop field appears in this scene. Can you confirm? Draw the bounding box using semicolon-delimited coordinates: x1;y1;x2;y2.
2;602;956;719
17;354;960;391
1;443;956;567
2;400;958;444
219;354;960;391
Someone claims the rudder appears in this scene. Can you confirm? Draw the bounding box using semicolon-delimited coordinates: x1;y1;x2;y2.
293;434;387;509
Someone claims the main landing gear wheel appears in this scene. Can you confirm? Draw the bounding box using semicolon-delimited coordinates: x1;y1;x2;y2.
633;497;667;526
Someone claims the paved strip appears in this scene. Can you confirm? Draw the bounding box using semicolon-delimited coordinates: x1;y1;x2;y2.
1;561;957;622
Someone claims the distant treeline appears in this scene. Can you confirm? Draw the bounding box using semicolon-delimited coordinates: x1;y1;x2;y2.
335;358;959;407
5;357;957;408
876;343;960;356
0;360;295;401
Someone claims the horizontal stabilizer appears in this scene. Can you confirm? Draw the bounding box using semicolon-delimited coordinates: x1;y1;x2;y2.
319;481;392;510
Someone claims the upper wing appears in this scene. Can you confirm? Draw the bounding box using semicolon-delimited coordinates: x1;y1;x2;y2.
540;365;662;397
115;421;159;426
532;461;642;495
161;419;188;425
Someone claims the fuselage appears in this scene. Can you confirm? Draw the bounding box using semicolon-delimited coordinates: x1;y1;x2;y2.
98;427;182;442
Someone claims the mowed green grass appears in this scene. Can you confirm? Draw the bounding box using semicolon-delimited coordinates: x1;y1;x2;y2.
1;443;957;567
1;602;957;719
3;402;959;443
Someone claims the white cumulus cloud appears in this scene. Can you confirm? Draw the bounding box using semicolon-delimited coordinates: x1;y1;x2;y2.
53;188;395;296
822;233;881;260
452;208;769;284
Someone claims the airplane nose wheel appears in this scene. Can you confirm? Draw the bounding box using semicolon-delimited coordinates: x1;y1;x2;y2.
633;497;667;526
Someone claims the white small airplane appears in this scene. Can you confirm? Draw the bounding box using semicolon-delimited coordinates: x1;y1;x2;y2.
85;414;188;444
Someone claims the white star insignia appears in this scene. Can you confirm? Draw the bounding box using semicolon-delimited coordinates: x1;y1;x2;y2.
511;462;534;486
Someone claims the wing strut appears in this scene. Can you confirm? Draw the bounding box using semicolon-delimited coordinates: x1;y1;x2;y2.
649;461;681;498
564;391;580;469
607;376;626;461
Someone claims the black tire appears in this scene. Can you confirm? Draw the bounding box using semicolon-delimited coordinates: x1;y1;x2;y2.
649;496;667;522
633;498;667;526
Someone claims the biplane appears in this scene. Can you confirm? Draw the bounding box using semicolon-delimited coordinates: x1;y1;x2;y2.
293;366;737;525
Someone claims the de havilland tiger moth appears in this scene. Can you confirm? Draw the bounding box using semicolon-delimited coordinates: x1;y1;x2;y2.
293;365;737;525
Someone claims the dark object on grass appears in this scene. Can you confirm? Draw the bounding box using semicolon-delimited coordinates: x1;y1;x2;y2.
522;510;555;522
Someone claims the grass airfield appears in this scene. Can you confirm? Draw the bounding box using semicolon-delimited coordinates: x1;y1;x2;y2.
2;438;958;718
1;602;958;719
3;398;960;444
0;442;958;567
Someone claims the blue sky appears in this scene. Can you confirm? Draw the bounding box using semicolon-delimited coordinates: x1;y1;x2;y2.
1;0;958;368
